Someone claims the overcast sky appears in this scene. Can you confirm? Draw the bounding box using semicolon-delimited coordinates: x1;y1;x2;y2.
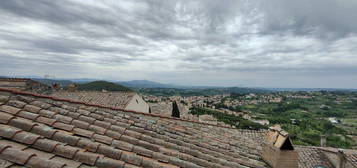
0;0;357;88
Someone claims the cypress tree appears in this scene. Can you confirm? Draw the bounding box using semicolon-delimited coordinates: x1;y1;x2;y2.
172;101;180;118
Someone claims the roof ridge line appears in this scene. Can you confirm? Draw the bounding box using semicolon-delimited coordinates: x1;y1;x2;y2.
0;88;243;130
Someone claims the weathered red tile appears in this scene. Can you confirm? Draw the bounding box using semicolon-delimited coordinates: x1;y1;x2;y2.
52;131;80;146
77;109;91;116
78;115;96;124
54;114;73;124
36;116;56;125
120;135;138;145
105;130;122;139
92;134;113;145
77;139;99;152
120;151;143;166
39;109;56;118
0;105;21;115
32;139;60;152
112;140;134;152
94;120;111;129
0;147;36;164
31;124;57;138
30;101;52;109
73;128;94;138
88;125;107;135
53;145;80;159
74;151;99;165
26;156;66;168
23;105;41;113
95;157;125;168
89;113;103;120
52;122;74;131
0;112;15;124
17;111;40;120
12;131;41;145
133;146;153;157
97;145;122;160
7;100;27;108
8;118;37;131
0;125;22;139
110;125;126;134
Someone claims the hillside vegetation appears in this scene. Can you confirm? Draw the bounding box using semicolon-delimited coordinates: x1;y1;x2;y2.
78;81;133;92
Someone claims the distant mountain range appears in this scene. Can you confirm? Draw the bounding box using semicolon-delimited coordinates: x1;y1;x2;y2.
1;76;356;92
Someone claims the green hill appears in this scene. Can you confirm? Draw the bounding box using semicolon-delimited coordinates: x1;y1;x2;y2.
77;81;133;92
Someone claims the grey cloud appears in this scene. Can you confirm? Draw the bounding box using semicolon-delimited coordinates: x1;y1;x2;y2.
0;0;356;88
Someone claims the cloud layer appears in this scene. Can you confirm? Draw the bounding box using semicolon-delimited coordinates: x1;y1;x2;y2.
0;0;357;88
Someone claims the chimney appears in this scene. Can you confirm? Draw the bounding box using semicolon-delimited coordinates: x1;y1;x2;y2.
261;125;298;168
320;135;326;147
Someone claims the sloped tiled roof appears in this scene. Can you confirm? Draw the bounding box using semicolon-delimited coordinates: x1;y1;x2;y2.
296;146;334;168
50;91;136;109
0;88;268;168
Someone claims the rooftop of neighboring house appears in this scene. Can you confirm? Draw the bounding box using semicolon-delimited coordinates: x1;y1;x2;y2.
50;91;137;109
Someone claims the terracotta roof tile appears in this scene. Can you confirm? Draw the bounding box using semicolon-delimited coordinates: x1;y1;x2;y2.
36;116;57;125
53;145;80;159
97;145;122;160
78;115;96;124
23;104;42;113
74;151;100;166
77;109;91;116
0;111;15;124
0;147;36;165
14;95;35;103
120;135;138;145
30;101;52;109
7;100;27;108
52;131;80;146
23;148;55;159
31;124;58;138
72;119;90;129
17;111;40;120
95;157;125;168
110;125;126;134
49;107;69;115
53;122;75;131
112;140;134;152
90;113;104;120
54;114;74;124
0;139;28;150
11;131;41;145
0;124;21;138
8;118;37;131
0;105;21;115
51;156;82;168
120;151;143;166
88;125;107;135
39;109;57;118
26;156;66;168
32;139;60;152
67;111;81;119
76;139;99;152
104;130;122;139
73;128;95;138
93;120;111;129
133;146;153;157
92;134;113;145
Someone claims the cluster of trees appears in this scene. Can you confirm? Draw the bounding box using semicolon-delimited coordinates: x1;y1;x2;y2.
189;107;267;130
77;81;133;92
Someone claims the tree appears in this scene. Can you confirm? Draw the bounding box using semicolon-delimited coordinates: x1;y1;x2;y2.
172;101;180;118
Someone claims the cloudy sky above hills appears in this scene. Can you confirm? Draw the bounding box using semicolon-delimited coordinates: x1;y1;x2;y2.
0;0;357;88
